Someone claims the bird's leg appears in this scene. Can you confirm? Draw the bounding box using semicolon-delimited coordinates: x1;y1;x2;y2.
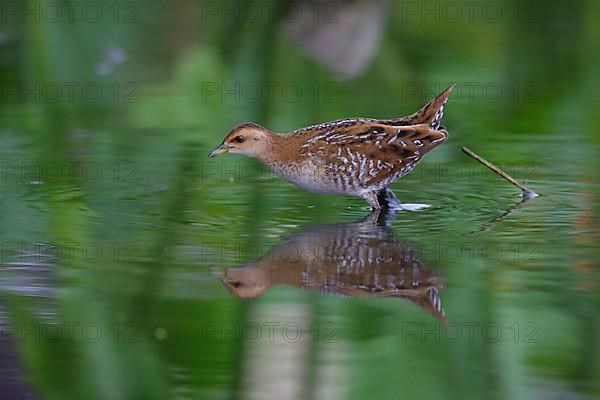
361;191;382;209
362;188;401;210
378;188;401;210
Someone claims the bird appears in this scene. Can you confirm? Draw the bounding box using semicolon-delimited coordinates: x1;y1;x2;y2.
209;84;454;209
212;208;447;322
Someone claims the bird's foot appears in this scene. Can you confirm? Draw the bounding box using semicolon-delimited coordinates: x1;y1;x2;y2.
363;188;430;212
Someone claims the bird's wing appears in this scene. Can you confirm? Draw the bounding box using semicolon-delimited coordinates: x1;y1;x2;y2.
301;123;447;187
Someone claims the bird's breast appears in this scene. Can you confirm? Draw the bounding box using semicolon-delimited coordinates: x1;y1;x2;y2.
269;160;363;196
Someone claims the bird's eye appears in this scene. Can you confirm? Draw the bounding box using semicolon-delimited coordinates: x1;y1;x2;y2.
234;135;245;143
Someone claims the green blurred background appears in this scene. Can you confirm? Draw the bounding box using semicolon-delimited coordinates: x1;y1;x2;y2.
1;0;599;399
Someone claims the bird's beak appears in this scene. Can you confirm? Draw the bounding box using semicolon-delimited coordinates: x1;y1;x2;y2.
209;266;227;280
208;143;230;158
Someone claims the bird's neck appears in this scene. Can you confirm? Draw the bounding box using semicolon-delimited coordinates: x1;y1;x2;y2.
255;132;298;165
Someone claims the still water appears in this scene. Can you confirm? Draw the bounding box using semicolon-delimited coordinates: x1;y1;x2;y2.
1;129;598;399
1;0;600;398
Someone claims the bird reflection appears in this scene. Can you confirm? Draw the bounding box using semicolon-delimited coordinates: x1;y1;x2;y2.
214;208;446;322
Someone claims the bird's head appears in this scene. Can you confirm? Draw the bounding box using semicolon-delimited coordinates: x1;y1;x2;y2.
208;122;270;158
211;265;268;299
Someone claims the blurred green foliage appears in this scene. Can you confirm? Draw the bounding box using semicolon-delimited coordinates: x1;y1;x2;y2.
1;0;599;399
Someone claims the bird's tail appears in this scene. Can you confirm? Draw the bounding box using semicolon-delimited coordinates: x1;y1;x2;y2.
403;84;455;130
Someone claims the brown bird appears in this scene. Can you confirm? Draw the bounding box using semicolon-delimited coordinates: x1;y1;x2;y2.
213;209;446;322
209;84;454;209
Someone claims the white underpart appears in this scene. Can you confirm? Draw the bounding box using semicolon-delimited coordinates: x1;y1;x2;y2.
431;98;448;130
358;154;368;183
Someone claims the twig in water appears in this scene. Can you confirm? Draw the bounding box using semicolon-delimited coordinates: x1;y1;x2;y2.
461;146;538;199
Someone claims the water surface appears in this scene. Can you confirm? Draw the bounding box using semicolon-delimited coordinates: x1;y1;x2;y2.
1;1;599;398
